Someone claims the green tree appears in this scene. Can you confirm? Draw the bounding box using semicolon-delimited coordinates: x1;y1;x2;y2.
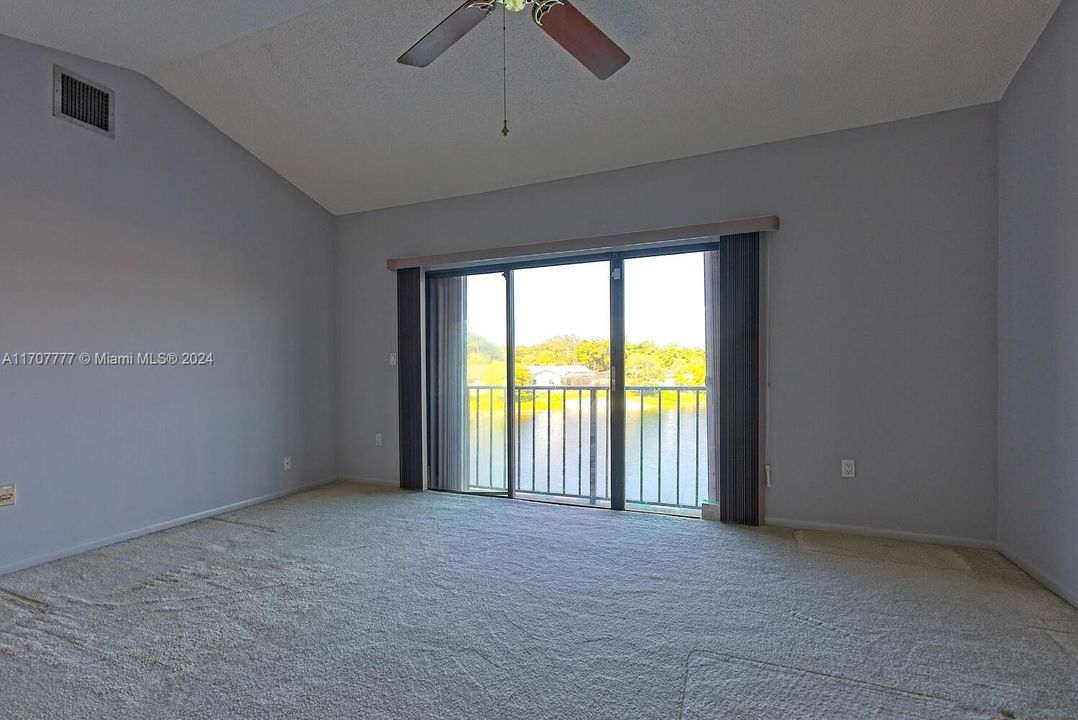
626;353;665;386
574;339;610;371
468;333;501;360
506;335;705;388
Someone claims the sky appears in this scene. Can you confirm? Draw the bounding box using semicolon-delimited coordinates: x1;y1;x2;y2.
466;252;707;348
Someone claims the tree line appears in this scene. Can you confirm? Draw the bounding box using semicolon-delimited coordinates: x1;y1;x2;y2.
468;334;706;387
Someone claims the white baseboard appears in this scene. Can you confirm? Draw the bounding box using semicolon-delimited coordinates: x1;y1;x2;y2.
764;516;999;550
997;544;1078;610
0;476;341;577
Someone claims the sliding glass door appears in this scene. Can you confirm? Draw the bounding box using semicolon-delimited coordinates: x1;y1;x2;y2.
426;249;716;515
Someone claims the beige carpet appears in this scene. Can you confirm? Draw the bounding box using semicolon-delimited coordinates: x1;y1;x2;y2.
0;482;1075;719
793;529;975;571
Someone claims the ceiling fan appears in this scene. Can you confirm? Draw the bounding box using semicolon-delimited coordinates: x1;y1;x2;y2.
398;0;630;81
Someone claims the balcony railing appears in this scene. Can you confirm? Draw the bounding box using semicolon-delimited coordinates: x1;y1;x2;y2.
466;384;710;511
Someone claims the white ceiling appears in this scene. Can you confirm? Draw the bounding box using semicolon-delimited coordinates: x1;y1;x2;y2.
0;0;342;69
1;1;1060;214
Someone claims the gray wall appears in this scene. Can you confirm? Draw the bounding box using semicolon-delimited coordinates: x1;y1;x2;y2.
0;35;337;573
998;0;1078;604
337;105;999;543
0;29;1010;572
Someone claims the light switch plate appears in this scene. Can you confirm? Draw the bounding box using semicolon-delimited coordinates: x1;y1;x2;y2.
0;484;15;507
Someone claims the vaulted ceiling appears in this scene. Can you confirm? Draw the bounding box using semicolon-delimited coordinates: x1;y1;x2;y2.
0;1;1061;214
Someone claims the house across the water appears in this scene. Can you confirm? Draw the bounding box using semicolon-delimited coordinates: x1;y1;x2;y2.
527;365;606;386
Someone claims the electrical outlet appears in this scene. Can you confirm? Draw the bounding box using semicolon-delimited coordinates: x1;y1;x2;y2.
375;433;383;447
283;456;292;471
841;459;856;478
389;352;397;367
0;484;15;507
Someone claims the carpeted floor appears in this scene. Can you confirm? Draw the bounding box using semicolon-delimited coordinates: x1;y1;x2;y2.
1;481;1075;719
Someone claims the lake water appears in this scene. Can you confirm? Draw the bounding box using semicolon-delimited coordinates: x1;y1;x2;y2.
466;399;710;508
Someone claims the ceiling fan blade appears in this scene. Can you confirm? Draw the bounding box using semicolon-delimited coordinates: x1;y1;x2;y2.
534;1;629;80
398;2;493;68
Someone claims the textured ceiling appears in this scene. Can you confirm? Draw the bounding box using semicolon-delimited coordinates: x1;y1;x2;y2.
0;0;341;69
0;1;1060;214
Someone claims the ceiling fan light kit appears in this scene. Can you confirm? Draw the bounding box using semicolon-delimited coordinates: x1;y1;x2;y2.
479;0;528;13
471;0;562;24
398;0;629;137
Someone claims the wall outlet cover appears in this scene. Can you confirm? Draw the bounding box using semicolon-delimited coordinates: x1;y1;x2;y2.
841;459;857;478
283;456;292;471
0;484;15;507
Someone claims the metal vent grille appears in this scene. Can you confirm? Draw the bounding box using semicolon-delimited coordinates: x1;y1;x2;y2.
53;66;114;137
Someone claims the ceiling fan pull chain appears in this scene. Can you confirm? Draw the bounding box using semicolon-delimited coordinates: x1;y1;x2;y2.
500;0;508;137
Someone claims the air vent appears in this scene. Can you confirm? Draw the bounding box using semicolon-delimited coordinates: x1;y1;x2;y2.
53;66;114;137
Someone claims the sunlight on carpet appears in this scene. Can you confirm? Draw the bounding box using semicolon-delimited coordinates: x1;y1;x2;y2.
794;530;972;570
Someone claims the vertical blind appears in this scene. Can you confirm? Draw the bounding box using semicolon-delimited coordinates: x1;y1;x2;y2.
426;276;468;492
397;268;424;491
716;233;761;525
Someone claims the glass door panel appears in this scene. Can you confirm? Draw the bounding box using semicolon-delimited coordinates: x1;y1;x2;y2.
428;272;509;494
465;272;510;493
512;261;611;506
622;252;711;513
